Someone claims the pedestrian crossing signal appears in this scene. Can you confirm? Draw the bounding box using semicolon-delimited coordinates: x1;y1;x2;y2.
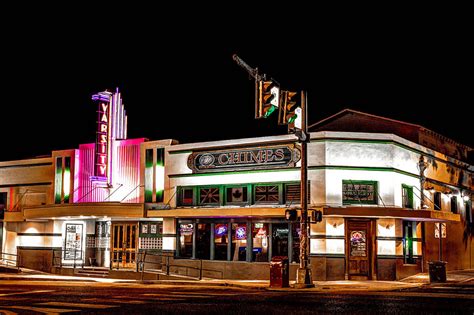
285;209;297;221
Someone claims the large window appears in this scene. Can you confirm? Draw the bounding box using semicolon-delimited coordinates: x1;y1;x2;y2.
177;220;299;263
342;180;377;205
177;182;303;207
402;185;414;209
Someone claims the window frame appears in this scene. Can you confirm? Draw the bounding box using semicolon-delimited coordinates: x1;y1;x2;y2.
253;183;282;205
224;184;251;206
342;180;378;205
402;184;414;209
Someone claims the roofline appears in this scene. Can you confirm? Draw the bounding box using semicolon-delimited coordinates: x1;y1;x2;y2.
309;108;472;150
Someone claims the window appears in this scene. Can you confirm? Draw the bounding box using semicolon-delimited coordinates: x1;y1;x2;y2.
226;186;248;204
403;221;416;264
199;187;220;205
214;223;229;261
177;221;194;258
342;180;377;205
285;183;310;205
0;192;6;219
252;223;269;262
434;192;442;210
254;185;280;204
451;196;458;214
402;185;414;209
178;187;194;206
466;201;473;225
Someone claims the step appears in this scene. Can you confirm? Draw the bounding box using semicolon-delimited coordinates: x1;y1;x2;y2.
74;268;109;277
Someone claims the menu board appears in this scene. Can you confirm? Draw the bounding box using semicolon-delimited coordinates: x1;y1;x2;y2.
350;230;367;257
64;224;83;260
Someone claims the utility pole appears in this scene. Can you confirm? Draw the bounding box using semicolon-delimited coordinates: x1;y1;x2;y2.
295;90;314;288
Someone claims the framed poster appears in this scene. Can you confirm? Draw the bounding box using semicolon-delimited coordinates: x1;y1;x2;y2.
64;223;83;260
142;223;148;234
150;224;157;234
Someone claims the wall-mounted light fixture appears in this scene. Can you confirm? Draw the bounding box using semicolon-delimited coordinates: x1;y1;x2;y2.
426;186;435;193
462;190;471;202
445;190;452;198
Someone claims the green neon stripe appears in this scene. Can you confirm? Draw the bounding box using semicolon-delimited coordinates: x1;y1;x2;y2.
54;157;62;204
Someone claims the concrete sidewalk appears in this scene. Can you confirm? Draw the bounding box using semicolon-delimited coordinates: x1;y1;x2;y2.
2;267;473;292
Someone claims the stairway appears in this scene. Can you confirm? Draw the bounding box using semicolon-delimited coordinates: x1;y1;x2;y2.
74;267;109;277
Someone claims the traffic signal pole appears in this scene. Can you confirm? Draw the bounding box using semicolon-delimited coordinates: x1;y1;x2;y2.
295;90;314;288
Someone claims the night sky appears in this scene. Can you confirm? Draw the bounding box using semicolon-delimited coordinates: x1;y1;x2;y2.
2;13;471;162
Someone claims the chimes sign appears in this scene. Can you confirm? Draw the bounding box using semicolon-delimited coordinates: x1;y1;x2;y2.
91;92;111;183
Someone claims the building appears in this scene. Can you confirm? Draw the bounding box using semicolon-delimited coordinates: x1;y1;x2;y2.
1;101;473;281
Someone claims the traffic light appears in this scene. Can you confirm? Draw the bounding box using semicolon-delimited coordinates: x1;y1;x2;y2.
278;90;298;124
311;210;323;223
255;80;280;119
285;209;297;221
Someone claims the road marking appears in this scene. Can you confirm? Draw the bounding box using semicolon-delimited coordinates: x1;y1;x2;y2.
37;302;118;309
8;306;78;314
0;290;55;297
0;309;18;315
81;298;146;304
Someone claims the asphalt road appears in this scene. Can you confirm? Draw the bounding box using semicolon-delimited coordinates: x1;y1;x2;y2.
0;280;473;314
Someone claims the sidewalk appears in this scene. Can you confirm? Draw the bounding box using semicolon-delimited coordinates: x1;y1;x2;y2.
2;267;473;292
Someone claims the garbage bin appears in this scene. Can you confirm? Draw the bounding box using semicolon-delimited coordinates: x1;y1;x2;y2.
428;261;447;283
270;256;289;288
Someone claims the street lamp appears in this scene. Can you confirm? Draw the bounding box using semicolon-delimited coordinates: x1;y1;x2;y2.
417;155;429;209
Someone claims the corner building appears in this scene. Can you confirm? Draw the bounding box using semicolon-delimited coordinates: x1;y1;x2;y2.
1;106;473;281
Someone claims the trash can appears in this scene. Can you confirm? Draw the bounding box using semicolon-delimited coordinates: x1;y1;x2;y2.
270;256;289;288
428;261;447;283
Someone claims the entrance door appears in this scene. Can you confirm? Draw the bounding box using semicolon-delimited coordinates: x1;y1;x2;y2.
346;219;375;280
112;223;137;269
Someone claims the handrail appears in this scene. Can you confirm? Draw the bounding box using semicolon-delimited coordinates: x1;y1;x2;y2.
137;250;224;280
413;186;440;210
0;252;20;271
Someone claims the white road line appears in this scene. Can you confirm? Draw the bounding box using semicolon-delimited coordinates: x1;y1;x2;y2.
8;305;78;314
0;290;55;297
37;302;118;309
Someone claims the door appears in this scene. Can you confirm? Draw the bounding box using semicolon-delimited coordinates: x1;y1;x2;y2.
112;223;137;268
346;219;375;280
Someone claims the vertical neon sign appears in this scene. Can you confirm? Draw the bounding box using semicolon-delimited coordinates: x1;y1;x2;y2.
91;92;112;183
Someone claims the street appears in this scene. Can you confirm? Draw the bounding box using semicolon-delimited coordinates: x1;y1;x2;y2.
1;279;474;314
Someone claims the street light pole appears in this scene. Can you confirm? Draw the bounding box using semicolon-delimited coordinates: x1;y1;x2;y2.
418;155;428;210
295;90;314;288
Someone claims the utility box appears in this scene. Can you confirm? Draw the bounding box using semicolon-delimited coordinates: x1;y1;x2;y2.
270;256;289;288
428;261;447;283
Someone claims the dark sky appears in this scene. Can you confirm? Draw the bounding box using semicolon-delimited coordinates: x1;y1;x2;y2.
1;12;471;162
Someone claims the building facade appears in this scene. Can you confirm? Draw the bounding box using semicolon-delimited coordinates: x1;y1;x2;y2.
1;105;473;281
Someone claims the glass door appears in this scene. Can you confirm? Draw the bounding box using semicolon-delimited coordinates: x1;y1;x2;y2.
112;223;137;268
